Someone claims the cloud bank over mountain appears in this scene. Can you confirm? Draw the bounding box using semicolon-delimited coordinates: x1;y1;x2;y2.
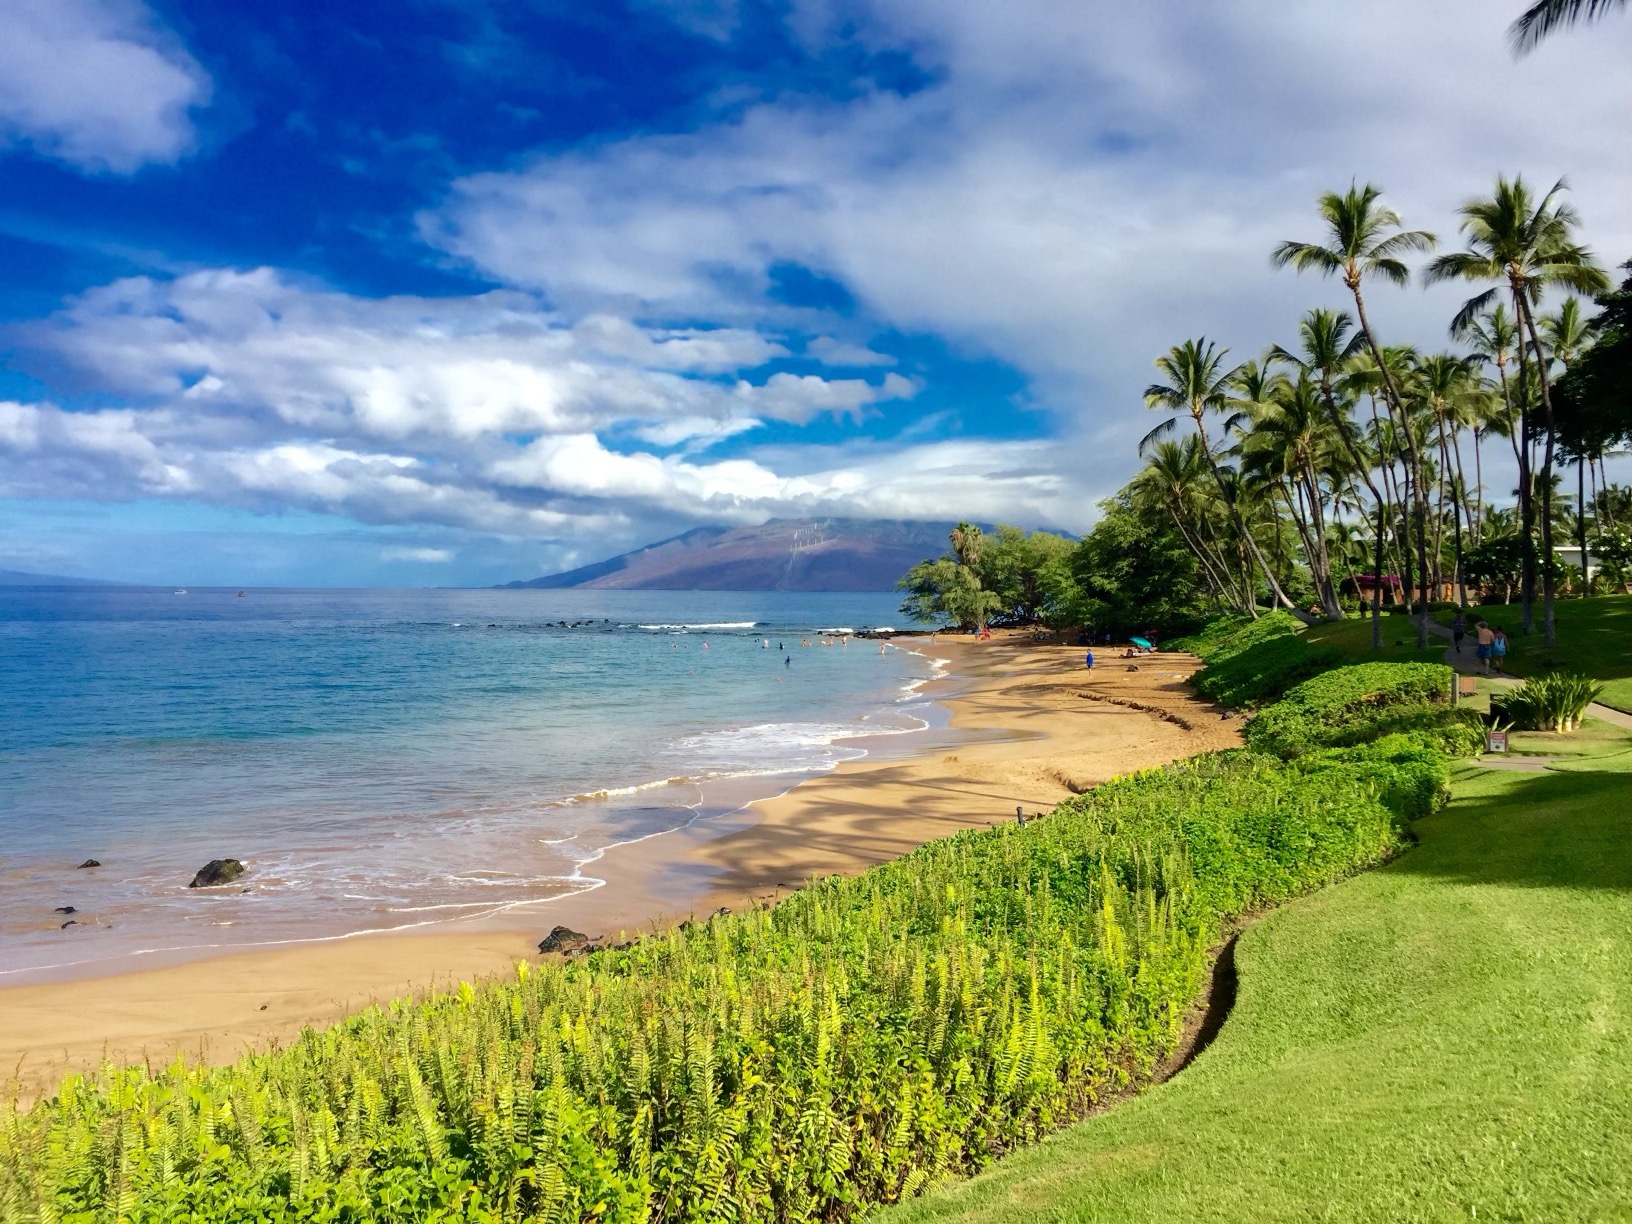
0;0;1627;584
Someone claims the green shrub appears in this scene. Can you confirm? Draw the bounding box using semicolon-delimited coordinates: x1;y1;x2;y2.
1242;663;1455;758
1191;627;1344;710
1164;615;1252;659
1492;672;1605;733
1;739;1440;1224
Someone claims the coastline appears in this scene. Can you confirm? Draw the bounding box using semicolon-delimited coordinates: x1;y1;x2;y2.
0;634;1239;1101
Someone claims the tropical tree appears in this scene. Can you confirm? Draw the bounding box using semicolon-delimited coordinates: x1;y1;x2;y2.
1141;338;1298;612
1271;183;1437;645
1269;308;1378;639
1541;297;1601;590
1425;175;1610;644
1509;0;1628;52
1131;436;1253;614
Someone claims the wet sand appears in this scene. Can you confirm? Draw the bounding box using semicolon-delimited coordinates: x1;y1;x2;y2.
1;634;1239;1101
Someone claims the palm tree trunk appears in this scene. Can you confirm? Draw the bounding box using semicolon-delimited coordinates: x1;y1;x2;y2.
1472;428;1485;547
1578;458;1590;597
1193;417;1297;612
1512;331;1537;635
1350;286;1431;645
1515;289;1560;646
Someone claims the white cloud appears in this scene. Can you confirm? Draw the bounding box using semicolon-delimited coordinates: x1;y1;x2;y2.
380;546;454;563
0;0;210;172
425;0;1632;490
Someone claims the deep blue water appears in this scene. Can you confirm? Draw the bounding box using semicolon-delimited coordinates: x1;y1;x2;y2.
0;588;935;979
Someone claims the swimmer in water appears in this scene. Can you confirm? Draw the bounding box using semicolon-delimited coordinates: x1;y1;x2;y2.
785;654;791;667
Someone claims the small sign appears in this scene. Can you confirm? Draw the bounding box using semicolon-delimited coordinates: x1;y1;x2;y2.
1485;730;1509;754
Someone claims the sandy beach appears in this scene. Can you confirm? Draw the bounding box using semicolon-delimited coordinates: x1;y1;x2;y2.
1;634;1238;1101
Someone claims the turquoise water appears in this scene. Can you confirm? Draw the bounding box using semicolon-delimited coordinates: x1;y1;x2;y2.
0;588;936;980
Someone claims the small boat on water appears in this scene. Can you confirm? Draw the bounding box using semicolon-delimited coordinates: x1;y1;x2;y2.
174;588;188;595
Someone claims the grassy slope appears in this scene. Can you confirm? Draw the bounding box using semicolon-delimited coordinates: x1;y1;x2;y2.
883;722;1632;1223
1301;613;1452;665
1432;595;1632;713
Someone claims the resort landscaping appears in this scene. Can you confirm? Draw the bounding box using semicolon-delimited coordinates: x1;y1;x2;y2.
3;618;1500;1222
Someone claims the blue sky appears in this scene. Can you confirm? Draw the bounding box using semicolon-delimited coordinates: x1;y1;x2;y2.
0;0;1628;586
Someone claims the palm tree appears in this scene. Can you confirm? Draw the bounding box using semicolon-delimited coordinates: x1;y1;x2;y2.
1142;338;1297;612
1542;297;1600;591
1133;436;1250;613
1270;307;1380;638
1416;354;1480;607
1509;0;1627;52
1241;371;1345;618
1456;305;1522;546
949;522;984;569
1425;175;1610;645
1272;184;1437;645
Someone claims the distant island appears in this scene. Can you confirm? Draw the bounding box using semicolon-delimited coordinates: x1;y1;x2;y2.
0;569;119;588
499;518;970;591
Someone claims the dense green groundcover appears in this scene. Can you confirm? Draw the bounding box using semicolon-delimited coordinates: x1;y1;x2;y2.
1;631;1464;1224
1171;611;1343;710
881;723;1632;1223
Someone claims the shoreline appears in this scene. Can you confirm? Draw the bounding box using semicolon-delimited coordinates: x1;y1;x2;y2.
0;634;1239;1101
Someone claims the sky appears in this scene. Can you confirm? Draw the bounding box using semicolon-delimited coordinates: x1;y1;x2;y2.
0;0;1628;587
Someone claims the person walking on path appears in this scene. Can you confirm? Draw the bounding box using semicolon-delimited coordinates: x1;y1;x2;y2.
1451;610;1466;655
1475;621;1495;675
1492;626;1509;675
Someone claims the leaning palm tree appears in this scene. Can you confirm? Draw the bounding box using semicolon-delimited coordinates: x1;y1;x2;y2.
1133;436;1250;613
1270;307;1381;638
1424;175;1610;645
1241;372;1345;618
1509;0;1627;52
1272;183;1437;645
1143;338;1297;612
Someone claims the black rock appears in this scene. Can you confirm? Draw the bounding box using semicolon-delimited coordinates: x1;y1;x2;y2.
711;907;732;920
55;906;76;914
537;925;590;955
189;858;246;888
77;859;101;869
61;919;78;929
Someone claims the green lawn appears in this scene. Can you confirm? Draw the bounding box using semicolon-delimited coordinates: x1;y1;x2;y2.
883;728;1632;1223
1433;595;1632;714
1301;613;1449;664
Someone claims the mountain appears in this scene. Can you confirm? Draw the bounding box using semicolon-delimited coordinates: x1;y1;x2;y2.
0;569;120;587
501;518;963;591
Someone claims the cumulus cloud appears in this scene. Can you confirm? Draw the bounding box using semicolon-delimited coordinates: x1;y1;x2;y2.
0;0;210;172
380;546;454;563
1;272;981;547
425;0;1632;483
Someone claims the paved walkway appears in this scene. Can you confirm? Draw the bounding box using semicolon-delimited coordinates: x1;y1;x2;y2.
1417;616;1632;732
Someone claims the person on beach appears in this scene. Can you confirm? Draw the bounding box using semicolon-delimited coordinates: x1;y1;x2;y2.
1451;609;1466;654
1084;649;1095;670
1475;621;1494;674
1492;626;1508;673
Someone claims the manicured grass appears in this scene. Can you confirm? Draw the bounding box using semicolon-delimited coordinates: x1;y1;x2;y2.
1435;594;1632;713
1301;613;1449;664
883;728;1632;1223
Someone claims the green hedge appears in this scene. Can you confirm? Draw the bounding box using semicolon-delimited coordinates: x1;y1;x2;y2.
1242;662;1462;758
1;691;1450;1223
1187;612;1343;709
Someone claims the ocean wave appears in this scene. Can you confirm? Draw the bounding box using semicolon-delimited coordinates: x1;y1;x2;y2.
634;621;759;630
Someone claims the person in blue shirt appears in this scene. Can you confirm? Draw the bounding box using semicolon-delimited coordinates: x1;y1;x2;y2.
1084;649;1095;670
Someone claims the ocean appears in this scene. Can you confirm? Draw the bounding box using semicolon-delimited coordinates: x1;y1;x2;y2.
0;588;938;982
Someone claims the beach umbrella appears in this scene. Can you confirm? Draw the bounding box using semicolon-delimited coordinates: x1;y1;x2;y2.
1130;636;1153;650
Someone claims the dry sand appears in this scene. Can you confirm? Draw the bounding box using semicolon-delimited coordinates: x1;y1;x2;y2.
1;634;1239;1101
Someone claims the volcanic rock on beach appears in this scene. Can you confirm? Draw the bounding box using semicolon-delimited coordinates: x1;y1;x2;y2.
189;859;246;888
77;859;101;869
537;925;590;955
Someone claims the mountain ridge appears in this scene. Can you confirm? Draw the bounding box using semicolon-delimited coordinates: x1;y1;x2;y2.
500;518;968;592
